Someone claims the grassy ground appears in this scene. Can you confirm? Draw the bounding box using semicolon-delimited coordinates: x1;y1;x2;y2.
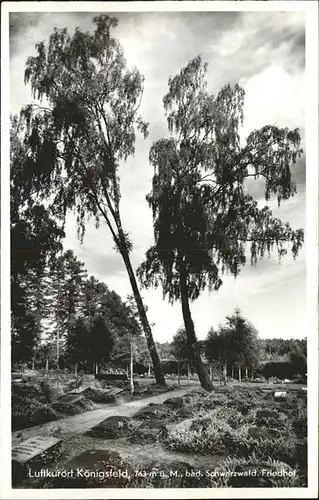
12;376;307;489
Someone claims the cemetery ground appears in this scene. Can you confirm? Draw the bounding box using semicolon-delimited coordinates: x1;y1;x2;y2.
11;371;307;489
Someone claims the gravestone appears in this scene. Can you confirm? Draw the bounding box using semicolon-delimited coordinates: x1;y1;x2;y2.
56;393;84;404
274;391;287;400
238;404;250;416
96;373;128;382
256;409;279;419
68;386;88;395
78;387;115;403
133;386;150;395
131;420;167;443
106;387;124;397
12;436;62;464
52;393;87;416
214;386;234;394
88;415;130;438
134;403;168;420
248;426;280;440
163;396;183;408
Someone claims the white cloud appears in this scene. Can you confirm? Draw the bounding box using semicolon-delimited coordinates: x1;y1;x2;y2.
10;11;306;342
240;66;305;140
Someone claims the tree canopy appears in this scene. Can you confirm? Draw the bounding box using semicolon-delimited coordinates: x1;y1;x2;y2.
171;328;192;363
14;14;165;384
138;56;304;390
224;309;260;372
21;15;148;240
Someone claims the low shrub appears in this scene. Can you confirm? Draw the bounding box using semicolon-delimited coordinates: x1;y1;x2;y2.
81;387;115;403
12;394;60;431
89;415;133;438
51;397;94;415
133;403;175;421
165;409;250;455
255;410;289;431
165;403;304;470
129;420;168;444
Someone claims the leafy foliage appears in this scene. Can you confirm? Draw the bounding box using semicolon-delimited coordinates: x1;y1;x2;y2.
17;15;164;383
48;250;88;359
138;55;303;304
66;317;91;366
65;281;142;370
20;16;148;241
205;326;230;366
164;386;306;481
222;308;260;371
137;55;303;390
90;314;115;365
171;328;192;362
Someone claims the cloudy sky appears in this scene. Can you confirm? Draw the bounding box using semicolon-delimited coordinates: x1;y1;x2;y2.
10;10;306;342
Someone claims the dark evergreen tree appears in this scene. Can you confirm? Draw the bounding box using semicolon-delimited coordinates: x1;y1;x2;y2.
223;309;260;381
171;328;193;383
90;315;115;372
48;250;87;363
66;317;90;373
205;326;230;384
11;117;65;365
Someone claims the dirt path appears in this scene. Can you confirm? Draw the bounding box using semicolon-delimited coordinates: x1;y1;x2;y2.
12;386;195;447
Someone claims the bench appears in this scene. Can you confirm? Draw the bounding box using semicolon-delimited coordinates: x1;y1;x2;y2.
95;373;128;382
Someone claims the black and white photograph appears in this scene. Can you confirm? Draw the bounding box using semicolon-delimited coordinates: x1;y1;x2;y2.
1;1;318;498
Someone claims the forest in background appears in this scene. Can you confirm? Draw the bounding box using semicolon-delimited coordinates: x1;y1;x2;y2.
12;245;306;382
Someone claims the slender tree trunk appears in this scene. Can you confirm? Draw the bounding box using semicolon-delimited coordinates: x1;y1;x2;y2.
95;362;99;375
32;361;35;371
148;361;151;377
45;358;49;372
120;249;166;386
209;364;213;382
126;364;129;377
223;361;227;386
238;366;242;383
177;360;181;386
130;336;134;395
245;367;248;379
187;362;190;385
179;263;213;391
231;366;234;379
56;330;59;367
75;363;78;377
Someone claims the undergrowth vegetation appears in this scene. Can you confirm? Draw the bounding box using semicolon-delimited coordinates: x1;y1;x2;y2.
12;374;97;431
163;387;307;487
